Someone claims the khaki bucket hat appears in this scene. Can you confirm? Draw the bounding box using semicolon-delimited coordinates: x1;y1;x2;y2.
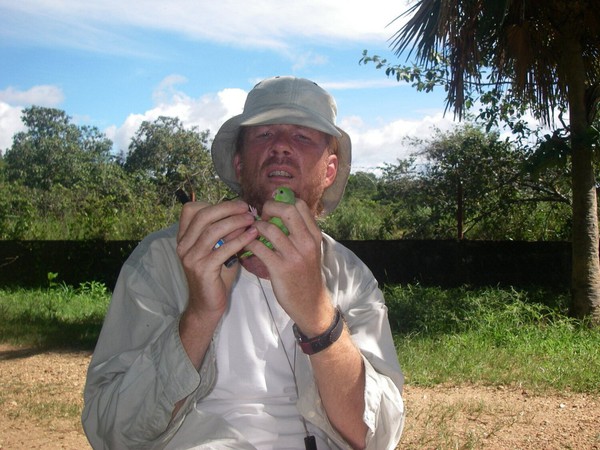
211;76;352;215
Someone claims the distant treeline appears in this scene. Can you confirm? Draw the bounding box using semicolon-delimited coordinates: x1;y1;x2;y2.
1;106;576;242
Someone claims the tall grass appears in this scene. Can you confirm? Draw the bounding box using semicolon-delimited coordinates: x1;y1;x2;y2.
385;284;600;393
0;281;110;349
1;282;599;394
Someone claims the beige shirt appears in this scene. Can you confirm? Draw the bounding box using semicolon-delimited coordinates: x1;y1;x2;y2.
82;224;405;449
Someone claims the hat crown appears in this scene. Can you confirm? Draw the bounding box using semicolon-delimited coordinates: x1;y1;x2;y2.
244;76;338;126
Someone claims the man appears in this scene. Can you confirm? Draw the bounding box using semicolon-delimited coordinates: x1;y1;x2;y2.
82;76;404;449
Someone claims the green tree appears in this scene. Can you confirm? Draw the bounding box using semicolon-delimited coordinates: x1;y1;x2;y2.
376;157;419;204
344;172;379;200
366;0;600;322
124;116;228;205
0;106;179;240
389;124;571;240
321;196;392;240
323;171;408;240
4;106;112;190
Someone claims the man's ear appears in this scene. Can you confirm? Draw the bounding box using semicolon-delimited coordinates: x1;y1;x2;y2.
324;154;338;188
233;153;243;181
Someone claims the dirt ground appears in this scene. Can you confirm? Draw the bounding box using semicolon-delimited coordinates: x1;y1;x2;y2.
1;345;599;449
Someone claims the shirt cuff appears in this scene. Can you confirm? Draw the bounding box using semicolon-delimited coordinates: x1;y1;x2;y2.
152;317;202;406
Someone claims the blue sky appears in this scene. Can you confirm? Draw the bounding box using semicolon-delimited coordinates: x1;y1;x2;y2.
0;0;457;173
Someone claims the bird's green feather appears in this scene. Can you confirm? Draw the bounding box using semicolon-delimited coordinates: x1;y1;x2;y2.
239;187;296;259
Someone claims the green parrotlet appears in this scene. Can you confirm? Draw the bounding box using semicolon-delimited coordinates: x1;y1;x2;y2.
239;186;296;259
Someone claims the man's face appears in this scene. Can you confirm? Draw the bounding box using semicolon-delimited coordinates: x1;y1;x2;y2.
233;124;338;215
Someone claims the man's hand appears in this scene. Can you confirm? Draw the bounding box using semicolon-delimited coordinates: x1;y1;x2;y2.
176;200;257;368
244;197;333;334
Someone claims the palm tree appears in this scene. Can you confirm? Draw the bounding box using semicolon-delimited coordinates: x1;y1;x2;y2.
387;0;600;323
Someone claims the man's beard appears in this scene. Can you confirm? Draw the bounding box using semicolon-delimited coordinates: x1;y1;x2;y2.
238;182;272;217
237;160;327;216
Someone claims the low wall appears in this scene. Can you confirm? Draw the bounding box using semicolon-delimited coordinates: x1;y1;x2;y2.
0;239;572;290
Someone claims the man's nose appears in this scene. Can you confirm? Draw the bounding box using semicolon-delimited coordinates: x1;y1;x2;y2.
269;132;293;154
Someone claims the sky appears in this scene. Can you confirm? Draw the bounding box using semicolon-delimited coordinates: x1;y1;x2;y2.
0;0;459;173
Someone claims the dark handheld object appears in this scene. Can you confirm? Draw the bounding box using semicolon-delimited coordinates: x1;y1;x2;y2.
175;189;238;268
175;188;191;204
304;436;317;450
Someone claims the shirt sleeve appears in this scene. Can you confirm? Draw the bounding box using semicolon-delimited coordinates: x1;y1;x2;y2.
361;343;406;449
298;236;405;449
344;276;405;450
81;226;216;449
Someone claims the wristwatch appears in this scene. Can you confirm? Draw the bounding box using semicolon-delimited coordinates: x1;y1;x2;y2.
293;307;344;355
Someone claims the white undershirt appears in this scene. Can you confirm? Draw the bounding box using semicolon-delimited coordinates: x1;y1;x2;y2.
199;268;328;449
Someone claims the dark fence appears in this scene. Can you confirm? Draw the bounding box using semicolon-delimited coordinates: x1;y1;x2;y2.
0;241;138;289
0;239;572;290
343;240;571;288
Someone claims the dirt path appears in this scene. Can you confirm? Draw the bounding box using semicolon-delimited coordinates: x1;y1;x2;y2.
1;345;599;449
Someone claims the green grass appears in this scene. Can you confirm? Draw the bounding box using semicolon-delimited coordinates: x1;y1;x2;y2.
0;281;110;350
385;284;600;393
1;282;599;394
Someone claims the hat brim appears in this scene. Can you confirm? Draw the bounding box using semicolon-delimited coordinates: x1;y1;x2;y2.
241;106;342;138
212;109;351;215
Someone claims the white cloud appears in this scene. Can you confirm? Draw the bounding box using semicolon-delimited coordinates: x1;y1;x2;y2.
341;112;456;173
152;74;189;105
104;114;146;154
107;75;456;172
0;85;64;107
290;51;329;72
0;85;65;153
0;103;25;153
0;78;456;172
108;76;247;152
0;0;409;54
322;79;403;91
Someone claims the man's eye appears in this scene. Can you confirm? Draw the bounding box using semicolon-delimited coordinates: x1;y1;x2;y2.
252;131;271;139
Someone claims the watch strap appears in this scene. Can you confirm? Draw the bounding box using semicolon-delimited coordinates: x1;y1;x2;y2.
293;307;344;355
